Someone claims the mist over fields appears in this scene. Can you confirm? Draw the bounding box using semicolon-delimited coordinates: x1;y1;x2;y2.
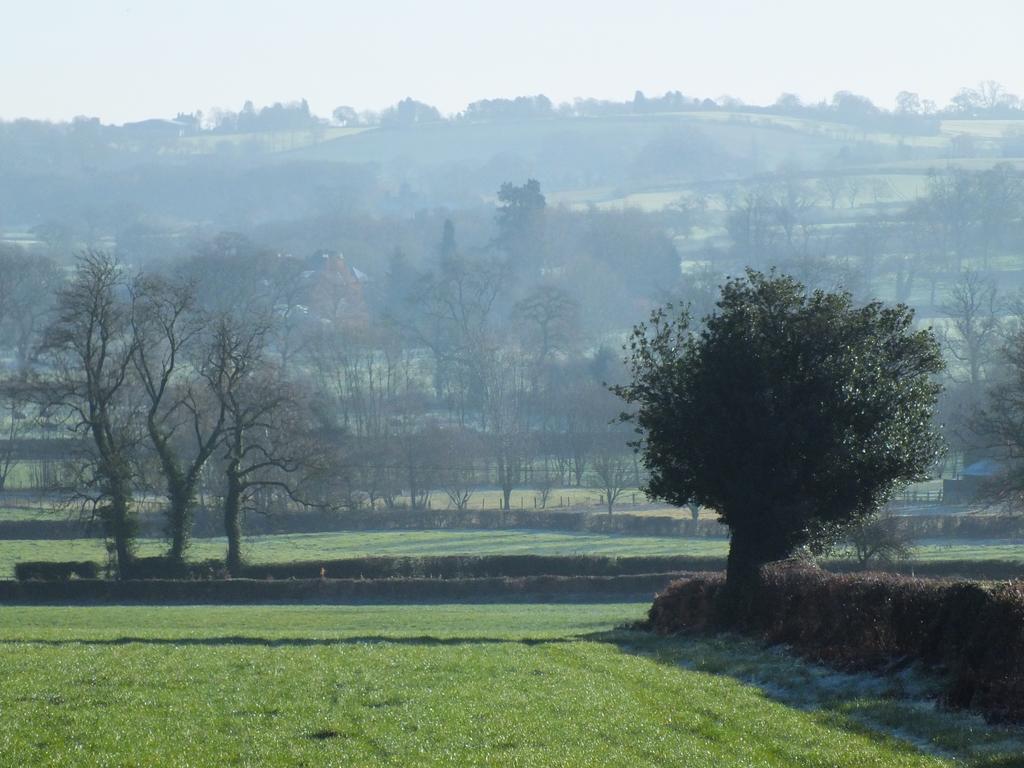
5;3;1024;757
6;86;1024;326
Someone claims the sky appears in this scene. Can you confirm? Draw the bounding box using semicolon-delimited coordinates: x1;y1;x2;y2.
2;0;1023;125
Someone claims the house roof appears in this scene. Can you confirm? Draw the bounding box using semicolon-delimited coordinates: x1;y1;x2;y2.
962;459;1002;477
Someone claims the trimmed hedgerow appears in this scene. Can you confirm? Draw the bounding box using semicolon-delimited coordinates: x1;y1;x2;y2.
237;554;723;581
11;554;722;582
0;573;681;604
647;563;1024;722
121;556;227;580
10;507;1024;542
14;561;100;581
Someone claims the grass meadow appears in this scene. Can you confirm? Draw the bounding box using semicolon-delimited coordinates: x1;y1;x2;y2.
0;530;729;577
0;530;1020;578
2;604;1022;766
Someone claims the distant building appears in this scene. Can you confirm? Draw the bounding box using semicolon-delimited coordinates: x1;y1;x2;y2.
120;118;194;138
942;459;1002;505
296;250;370;327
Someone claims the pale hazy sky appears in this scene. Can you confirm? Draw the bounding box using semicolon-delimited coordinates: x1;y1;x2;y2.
2;0;1022;124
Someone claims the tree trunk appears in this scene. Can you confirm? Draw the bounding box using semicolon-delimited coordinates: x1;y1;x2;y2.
721;522;791;625
166;479;193;564
105;474;135;580
224;466;243;577
495;452;513;511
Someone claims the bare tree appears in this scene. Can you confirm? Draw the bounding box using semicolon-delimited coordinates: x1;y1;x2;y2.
975;164;1022;268
131;274;227;563
978;80;1008;111
40;251;140;576
845;178;862;209
414;251;507;424
922;170;976;272
0;377;35;491
0;246;61;370
534;472;555;509
395;416;435;511
590;445;632;515
513;285;579;369
869;178;893;206
438;427;480;511
970;327;1024;508
942;270;1002;390
204;315;312;575
484;351;533;511
841;216;890;296
815;173;847;210
726;186;778;259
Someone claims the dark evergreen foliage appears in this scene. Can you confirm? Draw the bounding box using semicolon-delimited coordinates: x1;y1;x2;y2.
615;271;944;589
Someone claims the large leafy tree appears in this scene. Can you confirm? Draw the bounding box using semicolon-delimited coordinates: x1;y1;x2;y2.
614;271;943;592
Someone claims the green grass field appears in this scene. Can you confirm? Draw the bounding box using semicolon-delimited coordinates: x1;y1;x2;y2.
0;530;732;577
0;529;1020;578
2;604;1021;766
0;505;55;521
911;539;1024;563
0;487;671;520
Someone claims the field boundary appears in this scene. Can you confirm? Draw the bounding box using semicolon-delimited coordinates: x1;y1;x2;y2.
9;554;1023;584
648;564;1024;722
0;572;689;604
6;509;1023;541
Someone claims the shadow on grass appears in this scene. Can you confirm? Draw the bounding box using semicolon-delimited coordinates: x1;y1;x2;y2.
0;634;579;648
585;629;1024;768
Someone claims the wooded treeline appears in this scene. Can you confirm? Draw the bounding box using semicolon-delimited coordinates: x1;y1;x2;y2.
4;160;1024;576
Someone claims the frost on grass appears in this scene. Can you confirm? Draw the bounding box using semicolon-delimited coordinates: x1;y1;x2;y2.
602;631;1024;765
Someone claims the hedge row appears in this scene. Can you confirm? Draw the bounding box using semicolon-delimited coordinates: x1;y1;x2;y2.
0;510;730;540
890;514;1024;540
0;573;680;604
237;555;726;581
648;564;1024;722
6;507;1024;541
15;555;728;581
242;555;1022;582
829;559;1024;581
14;561;100;581
0;520;98;540
17;555;1023;583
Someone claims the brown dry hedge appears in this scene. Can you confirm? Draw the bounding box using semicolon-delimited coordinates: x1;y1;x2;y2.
648;563;1024;722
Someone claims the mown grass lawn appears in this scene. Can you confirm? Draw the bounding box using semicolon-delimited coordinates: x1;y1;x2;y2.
2;604;1019;767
